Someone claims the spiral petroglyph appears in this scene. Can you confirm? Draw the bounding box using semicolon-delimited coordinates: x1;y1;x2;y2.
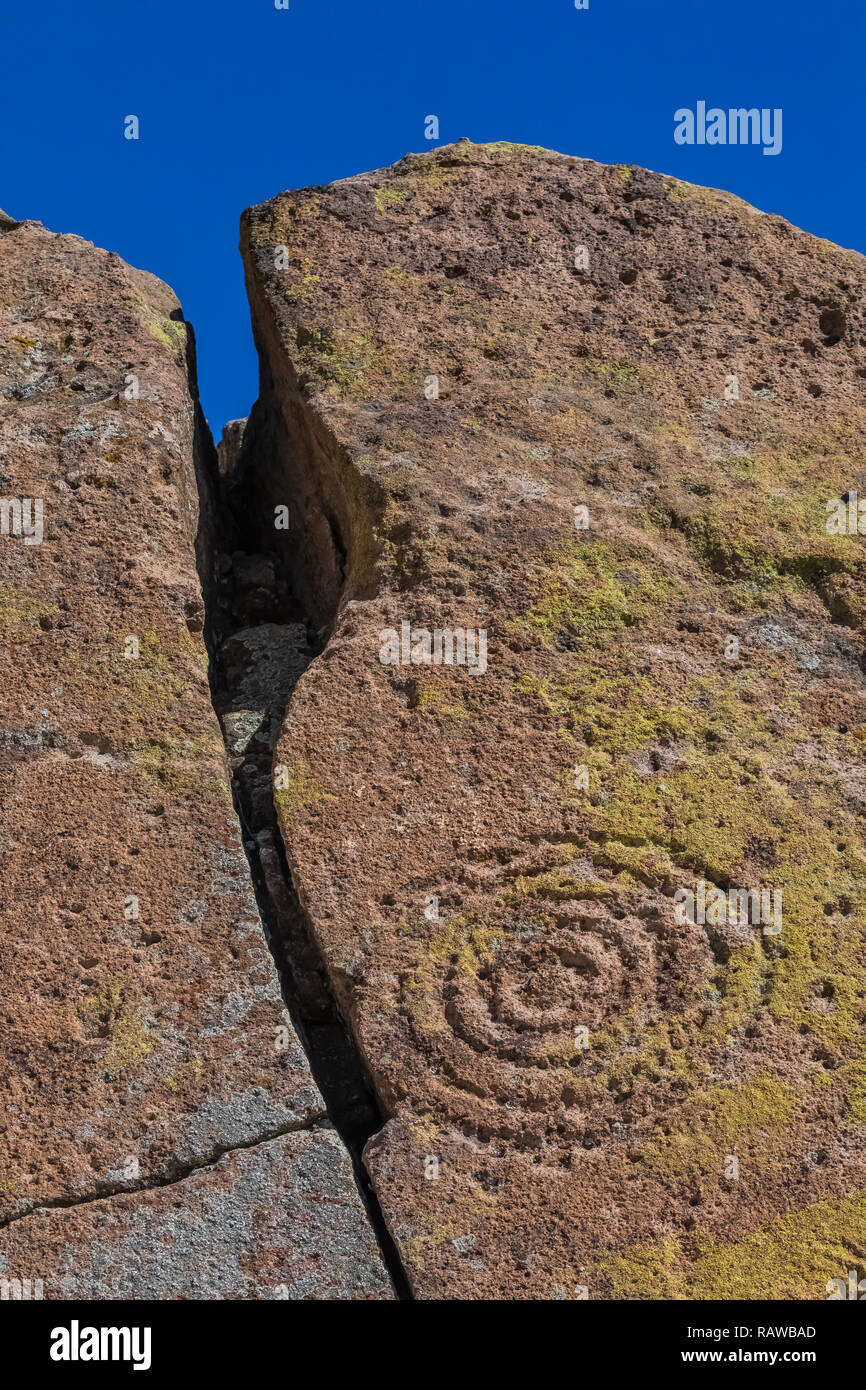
392;883;716;1150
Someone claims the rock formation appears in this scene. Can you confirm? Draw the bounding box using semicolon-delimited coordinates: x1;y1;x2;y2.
0;211;391;1298
2;139;865;1299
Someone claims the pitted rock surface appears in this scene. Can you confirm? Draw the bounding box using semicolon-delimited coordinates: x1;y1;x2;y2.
0;1128;393;1300
0;216;388;1299
238;140;866;1299
4;140;866;1303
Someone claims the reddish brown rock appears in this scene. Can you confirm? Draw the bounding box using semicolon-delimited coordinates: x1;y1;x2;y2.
4;139;866;1303
0;215;390;1298
235;140;866;1299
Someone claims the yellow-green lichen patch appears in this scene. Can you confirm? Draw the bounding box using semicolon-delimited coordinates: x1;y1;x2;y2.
397;1178;498;1263
591;753;787;881
643;408;866;616
504;865;611;904
77;982;158;1079
148;316;187;352
590;839;679;893
163;1055;206;1094
247;194;322;249
664;178;756;219
476;141;557;160
583;358;641;390
126;733;227;797
402;912;503;1033
514;538;681;646
842;1061;866;1122
284;256;321;303
295;320;417;399
636;1073;800;1182
64;626;203;729
124;288;187;355
178;629;209;672
383;265;421;286
0;583;56;639
593;1191;866;1299
517;641;866;1067
588;748;865;1051
274;761;335;819
516;663;692;755
373;185;412;215
412;682;473;722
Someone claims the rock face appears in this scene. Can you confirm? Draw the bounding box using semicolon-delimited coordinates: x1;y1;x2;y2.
0;1128;392;1300
3;140;866;1303
0;215;391;1297
235;140;866;1299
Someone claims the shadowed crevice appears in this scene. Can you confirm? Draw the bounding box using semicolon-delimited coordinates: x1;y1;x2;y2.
193;380;410;1299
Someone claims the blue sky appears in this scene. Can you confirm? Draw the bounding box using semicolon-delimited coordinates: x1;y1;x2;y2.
3;0;864;431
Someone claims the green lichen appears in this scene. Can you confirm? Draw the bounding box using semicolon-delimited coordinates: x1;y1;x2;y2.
637;1074;799;1182
373;185;412;214
403;912;502;1031
0;584;56;638
64;627;196;727
178;630;209;672
274;761;335;818
284;255;321;302
103;1011;157;1078
515;539;681;645
78;983;158;1079
475;141;553;159
126;733;226;795
583;358;640;389
591;839;679;893
515;621;866;1080
248;194;321;248
413;682;472;722
405;162;460;193
594;1191;866;1299
398;1181;498;1261
843;1062;866;1122
644;416;862;615
516;664;691;754
505;866;611;903
123;287;187;354
163;1055;205;1093
584;707;866;1052
383;265;420;285
148;316;187;352
295;321;416;399
665;178;755;218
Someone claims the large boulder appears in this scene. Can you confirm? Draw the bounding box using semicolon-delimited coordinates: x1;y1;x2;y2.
237;140;866;1299
0;214;391;1299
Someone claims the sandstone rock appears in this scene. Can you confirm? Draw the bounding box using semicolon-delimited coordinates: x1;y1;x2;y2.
235;141;866;1299
0;218;390;1297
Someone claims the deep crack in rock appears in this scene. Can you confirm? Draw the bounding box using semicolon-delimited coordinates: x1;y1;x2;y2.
0;208;397;1301
200;411;411;1300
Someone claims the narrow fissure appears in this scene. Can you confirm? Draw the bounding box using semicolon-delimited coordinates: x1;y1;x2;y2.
193;404;411;1301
